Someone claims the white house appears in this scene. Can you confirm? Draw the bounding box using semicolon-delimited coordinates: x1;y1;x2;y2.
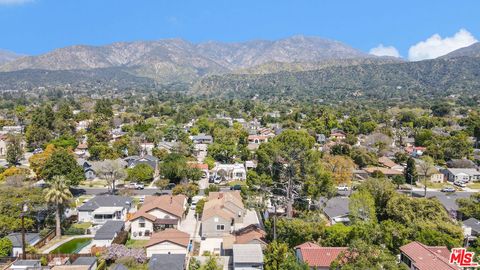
130;195;187;239
7;233;40;257
213;163;247;181
145;229;190;257
442;168;480;182
92;220;124;247
77;195;133;224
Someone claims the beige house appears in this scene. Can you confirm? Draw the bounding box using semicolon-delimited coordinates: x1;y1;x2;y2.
378;156;404;172
201;191;246;238
130;195;187;239
145;228;190;257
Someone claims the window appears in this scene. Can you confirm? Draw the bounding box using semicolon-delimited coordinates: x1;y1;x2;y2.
139;218;145;228
216;224;225;231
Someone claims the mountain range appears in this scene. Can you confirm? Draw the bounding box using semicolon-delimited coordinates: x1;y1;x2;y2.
0;36;376;83
0;36;479;100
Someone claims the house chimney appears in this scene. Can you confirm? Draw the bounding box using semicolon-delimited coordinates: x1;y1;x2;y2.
170;196;173;204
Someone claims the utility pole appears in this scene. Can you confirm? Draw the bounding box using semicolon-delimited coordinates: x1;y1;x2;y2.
20;203;28;260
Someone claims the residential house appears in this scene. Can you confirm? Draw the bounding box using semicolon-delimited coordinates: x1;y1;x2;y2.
111;129;127;142
463;217;480;242
321;197;350;225
148;254;186;270
157;141;180;153
92;220;124;247
190;134;213;144
364;166;403;178
213;163;247;181
71;257;97;270
247;135;271;144
76;120;91;132
201;191;246;238
0;134;8;156
399;241;459;270
1;126;23;134
245;160;257;170
378;156;404;172
330;130;346;141
427;167;444;183
124;155;159;175
145;229;190;257
428;191;472;220
223;225;267;256
7;233;40;257
77;195;133;224
77;159;95;180
74;143;89;158
441;168;480;182
294;242;347;270
8;260;42;270
232;244;264;270
188;163;210;179
405;146;426;157
130;195;188;239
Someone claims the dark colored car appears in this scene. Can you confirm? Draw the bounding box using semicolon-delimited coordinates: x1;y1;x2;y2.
230;184;242;191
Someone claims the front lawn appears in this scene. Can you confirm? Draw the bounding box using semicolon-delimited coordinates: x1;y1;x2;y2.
125;239;149;249
467;182;480;189
71;222;92;230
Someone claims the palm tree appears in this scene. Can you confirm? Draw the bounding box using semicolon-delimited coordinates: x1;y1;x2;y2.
44;175;72;239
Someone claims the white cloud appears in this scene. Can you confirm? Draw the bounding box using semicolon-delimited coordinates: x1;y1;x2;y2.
0;0;33;5
408;29;478;61
369;44;401;58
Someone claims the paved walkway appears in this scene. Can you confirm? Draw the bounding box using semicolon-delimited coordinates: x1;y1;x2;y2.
178;210;199;239
41;235;94;254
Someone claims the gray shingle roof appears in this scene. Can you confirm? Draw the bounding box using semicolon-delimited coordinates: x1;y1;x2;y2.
94;220;124;240
125;155;158;170
427;192;472;211
148;254;185;270
233;244;264;264
322;197;350;219
463;218;480;233
72;257;97;266
7;233;40;248
78;195;132;211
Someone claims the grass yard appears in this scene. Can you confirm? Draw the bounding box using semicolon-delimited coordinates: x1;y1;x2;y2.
50;237;92;254
125;239;149;249
71;222;92;230
228;180;247;187
467;182;480;189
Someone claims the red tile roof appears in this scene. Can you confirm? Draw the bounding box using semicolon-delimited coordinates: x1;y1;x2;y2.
295;244;347;268
145;228;190;248
400;241;459;270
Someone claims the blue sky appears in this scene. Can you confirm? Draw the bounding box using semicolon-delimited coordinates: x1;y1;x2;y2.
0;0;479;60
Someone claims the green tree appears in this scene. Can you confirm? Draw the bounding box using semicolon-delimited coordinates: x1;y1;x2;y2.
457;193;480;220
41;148;85;186
0;237;12;256
331;240;401;270
127;164;154;183
321;223;352;247
172;183;199;198
44;176;72;239
264;241;307;270
200;254;222;270
6;135;24;166
405;157;417;185
349;190;377;223
94;99;113;118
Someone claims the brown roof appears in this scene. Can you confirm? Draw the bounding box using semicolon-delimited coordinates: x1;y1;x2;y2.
364;166;403;175
202;191;245;222
145;228;190;248
141;195;186;218
378;156;400;169
399;241;459;270
235;230;266;245
189;163;209;170
76;143;88;149
295;244;348;268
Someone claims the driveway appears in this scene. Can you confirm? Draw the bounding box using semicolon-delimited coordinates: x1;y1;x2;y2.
178;210;199;239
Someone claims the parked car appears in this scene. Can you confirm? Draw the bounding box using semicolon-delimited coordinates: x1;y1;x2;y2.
190;196;204;210
441;186;456;192
454;181;466;188
128;182;145;190
165;183;176;190
230;184;242;191
337;185;349;191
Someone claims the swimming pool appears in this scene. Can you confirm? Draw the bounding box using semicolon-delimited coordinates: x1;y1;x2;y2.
50;237;92;254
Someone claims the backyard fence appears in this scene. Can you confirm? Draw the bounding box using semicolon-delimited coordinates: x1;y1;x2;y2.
33;230;56;249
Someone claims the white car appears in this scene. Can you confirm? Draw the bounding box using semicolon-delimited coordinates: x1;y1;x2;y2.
337;185;349;191
128;182;145;190
454;181;466;188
